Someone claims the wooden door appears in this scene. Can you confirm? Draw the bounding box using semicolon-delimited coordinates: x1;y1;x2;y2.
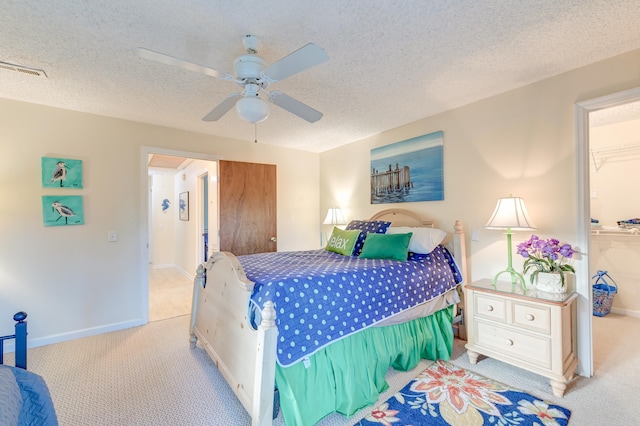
219;160;277;255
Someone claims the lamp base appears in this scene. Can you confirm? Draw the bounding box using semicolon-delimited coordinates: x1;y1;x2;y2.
493;267;528;291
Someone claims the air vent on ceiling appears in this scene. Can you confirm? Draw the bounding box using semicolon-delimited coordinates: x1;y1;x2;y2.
0;61;47;78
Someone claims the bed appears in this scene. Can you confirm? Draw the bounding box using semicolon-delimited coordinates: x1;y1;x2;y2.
0;312;58;426
189;208;467;426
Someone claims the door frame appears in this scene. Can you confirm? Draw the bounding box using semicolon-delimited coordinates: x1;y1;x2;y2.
574;86;640;377
197;171;208;263
140;146;221;323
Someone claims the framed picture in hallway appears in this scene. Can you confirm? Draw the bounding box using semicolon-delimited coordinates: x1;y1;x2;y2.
179;192;189;221
370;131;444;204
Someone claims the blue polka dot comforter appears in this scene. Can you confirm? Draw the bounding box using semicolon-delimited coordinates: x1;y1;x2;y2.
242;246;463;367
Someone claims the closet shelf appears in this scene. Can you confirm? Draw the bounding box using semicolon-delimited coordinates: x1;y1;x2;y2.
591;141;640;171
591;227;640;236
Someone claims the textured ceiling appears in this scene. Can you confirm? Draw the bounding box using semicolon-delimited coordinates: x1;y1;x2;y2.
2;1;640;153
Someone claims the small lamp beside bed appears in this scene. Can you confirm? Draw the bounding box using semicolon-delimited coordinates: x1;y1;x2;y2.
485;195;536;289
322;207;346;244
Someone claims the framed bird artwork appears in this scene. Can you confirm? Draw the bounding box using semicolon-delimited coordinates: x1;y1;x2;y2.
42;195;84;226
41;157;83;188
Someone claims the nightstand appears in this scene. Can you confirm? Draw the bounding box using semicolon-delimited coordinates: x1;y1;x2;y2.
464;279;578;397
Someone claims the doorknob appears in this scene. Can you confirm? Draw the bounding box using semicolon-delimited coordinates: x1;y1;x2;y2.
270;237;277;242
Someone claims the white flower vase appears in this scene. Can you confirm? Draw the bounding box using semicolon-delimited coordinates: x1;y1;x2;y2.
534;272;573;294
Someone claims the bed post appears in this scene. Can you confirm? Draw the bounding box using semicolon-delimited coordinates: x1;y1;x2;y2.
451;220;467;284
252;301;278;426
14;312;27;369
451;220;468;340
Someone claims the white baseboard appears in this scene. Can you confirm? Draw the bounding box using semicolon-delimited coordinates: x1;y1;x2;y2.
610;307;640;318
2;318;146;355
150;263;176;269
150;263;194;281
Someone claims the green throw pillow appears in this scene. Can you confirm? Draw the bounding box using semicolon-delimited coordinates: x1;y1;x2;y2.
325;227;361;256
359;232;413;261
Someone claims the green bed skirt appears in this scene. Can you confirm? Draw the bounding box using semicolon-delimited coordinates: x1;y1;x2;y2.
275;305;455;426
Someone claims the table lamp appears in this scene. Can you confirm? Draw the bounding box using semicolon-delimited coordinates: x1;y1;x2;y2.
323;207;346;244
485;196;536;289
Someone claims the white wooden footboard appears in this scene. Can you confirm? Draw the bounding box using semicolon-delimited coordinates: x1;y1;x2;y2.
189;251;277;426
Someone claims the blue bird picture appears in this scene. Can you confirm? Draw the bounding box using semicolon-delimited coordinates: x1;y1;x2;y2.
42;157;83;188
42;195;84;226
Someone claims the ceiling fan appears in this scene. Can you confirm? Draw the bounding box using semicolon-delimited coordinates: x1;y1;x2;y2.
134;35;328;124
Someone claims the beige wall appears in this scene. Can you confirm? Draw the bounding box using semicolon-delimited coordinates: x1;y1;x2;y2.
320;48;640;285
0;100;319;345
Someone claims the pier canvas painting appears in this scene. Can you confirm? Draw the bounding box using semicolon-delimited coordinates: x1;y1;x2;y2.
371;131;444;204
42;195;84;226
41;157;83;188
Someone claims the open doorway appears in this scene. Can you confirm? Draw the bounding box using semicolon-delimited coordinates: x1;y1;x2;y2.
575;87;640;377
143;149;219;322
587;99;640;379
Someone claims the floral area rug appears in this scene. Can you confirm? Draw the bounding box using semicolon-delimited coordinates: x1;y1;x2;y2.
354;360;571;426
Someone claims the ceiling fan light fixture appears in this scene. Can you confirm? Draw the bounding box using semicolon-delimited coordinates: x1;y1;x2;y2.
236;96;269;123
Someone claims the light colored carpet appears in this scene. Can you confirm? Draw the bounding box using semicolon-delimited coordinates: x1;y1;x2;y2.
9;312;640;425
148;267;193;322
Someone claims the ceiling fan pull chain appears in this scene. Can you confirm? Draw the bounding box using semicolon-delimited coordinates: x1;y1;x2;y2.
254;123;258;143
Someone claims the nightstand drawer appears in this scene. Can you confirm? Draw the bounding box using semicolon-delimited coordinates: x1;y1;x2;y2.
474;293;506;322
476;321;551;368
512;302;551;334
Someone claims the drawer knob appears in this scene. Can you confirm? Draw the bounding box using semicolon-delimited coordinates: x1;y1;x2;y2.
505;339;514;346
525;314;535;321
486;305;494;312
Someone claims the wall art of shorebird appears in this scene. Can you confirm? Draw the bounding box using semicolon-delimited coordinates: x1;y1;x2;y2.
50;161;68;187
51;201;76;224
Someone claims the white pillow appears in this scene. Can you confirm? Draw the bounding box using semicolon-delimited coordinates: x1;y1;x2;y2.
386;226;447;254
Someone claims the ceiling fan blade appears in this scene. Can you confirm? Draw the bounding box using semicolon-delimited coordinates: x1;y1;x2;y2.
262;43;328;82
134;47;235;81
268;91;323;123
202;94;241;121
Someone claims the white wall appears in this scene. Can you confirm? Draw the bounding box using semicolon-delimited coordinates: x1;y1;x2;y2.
149;170;176;267
0;101;319;346
590;236;640;315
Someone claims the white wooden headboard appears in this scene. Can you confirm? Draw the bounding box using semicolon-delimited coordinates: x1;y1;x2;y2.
369;208;434;227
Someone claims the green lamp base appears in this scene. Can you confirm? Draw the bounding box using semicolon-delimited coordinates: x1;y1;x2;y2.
493;267;527;291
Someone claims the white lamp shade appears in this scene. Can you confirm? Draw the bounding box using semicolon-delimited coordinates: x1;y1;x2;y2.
323;207;346;225
236;97;269;123
485;196;536;230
